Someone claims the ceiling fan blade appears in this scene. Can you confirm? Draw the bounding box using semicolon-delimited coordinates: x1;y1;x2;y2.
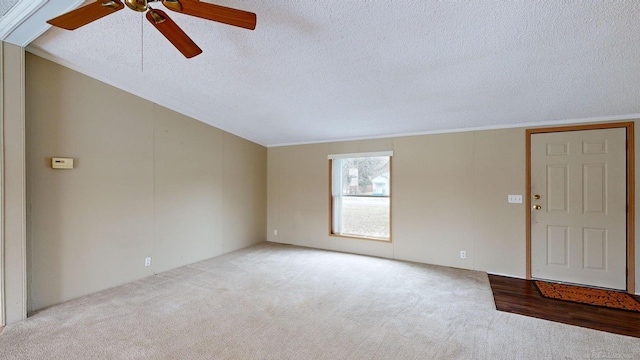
146;9;203;58
163;0;256;30
47;0;125;30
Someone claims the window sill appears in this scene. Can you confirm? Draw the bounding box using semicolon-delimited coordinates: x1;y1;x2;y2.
329;233;392;243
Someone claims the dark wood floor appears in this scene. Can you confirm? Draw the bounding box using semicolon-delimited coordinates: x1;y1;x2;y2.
488;274;640;338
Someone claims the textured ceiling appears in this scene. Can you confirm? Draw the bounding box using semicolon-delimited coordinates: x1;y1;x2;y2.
22;1;640;146
0;0;19;17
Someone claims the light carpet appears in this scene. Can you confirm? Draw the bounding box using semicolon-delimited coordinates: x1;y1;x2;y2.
0;242;639;359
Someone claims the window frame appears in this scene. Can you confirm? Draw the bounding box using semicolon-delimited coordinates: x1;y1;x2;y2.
328;152;393;242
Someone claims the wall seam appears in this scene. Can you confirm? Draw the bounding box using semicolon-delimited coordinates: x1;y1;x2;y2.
472;132;477;271
0;41;6;327
151;109;156;274
19;45;26;321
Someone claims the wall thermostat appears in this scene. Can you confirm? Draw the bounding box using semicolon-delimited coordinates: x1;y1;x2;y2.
52;157;74;169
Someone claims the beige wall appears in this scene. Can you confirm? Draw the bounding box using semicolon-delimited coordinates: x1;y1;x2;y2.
1;42;28;325
267;125;640;292
25;54;266;312
3;47;638;323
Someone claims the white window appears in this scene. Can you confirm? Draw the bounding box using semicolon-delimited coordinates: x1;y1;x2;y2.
329;152;392;241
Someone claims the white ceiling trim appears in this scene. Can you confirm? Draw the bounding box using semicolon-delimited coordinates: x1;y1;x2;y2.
3;0;84;46
269;113;640;148
15;0;83;48
0;0;48;42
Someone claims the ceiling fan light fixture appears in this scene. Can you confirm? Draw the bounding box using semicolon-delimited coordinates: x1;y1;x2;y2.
125;0;148;12
101;1;121;9
162;0;182;12
149;10;167;24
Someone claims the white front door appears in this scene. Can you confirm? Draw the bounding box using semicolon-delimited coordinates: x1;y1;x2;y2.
530;128;627;290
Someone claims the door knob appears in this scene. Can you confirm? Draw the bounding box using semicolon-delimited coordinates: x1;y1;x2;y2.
532;205;541;210
533;194;541;200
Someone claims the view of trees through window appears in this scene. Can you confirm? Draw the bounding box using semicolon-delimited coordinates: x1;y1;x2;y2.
331;155;391;240
339;156;390;196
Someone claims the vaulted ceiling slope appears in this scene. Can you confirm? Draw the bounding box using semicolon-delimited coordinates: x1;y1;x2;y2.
6;0;640;146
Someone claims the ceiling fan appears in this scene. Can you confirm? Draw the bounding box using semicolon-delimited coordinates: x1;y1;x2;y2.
47;0;257;58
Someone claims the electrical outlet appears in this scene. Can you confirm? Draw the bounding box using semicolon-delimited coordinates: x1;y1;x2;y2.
145;257;152;267
460;251;466;259
508;195;523;204
274;229;278;236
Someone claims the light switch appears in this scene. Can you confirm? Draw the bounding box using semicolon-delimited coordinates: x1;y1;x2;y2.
508;195;523;204
52;157;74;169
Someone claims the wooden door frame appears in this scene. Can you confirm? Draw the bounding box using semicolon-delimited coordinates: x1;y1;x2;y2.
526;122;635;294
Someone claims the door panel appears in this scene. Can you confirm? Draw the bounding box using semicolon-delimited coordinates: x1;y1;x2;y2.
547;165;568;212
583;228;606;270
546;225;569;266
531;128;626;290
584;164;606;213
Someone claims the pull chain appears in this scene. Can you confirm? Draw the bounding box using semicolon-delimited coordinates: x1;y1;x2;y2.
140;11;144;72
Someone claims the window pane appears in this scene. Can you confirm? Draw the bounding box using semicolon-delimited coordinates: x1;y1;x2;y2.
331;155;391;240
340;156;390;196
340;196;390;239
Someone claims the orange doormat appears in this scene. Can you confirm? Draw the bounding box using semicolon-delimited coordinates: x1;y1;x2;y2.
535;281;640;312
